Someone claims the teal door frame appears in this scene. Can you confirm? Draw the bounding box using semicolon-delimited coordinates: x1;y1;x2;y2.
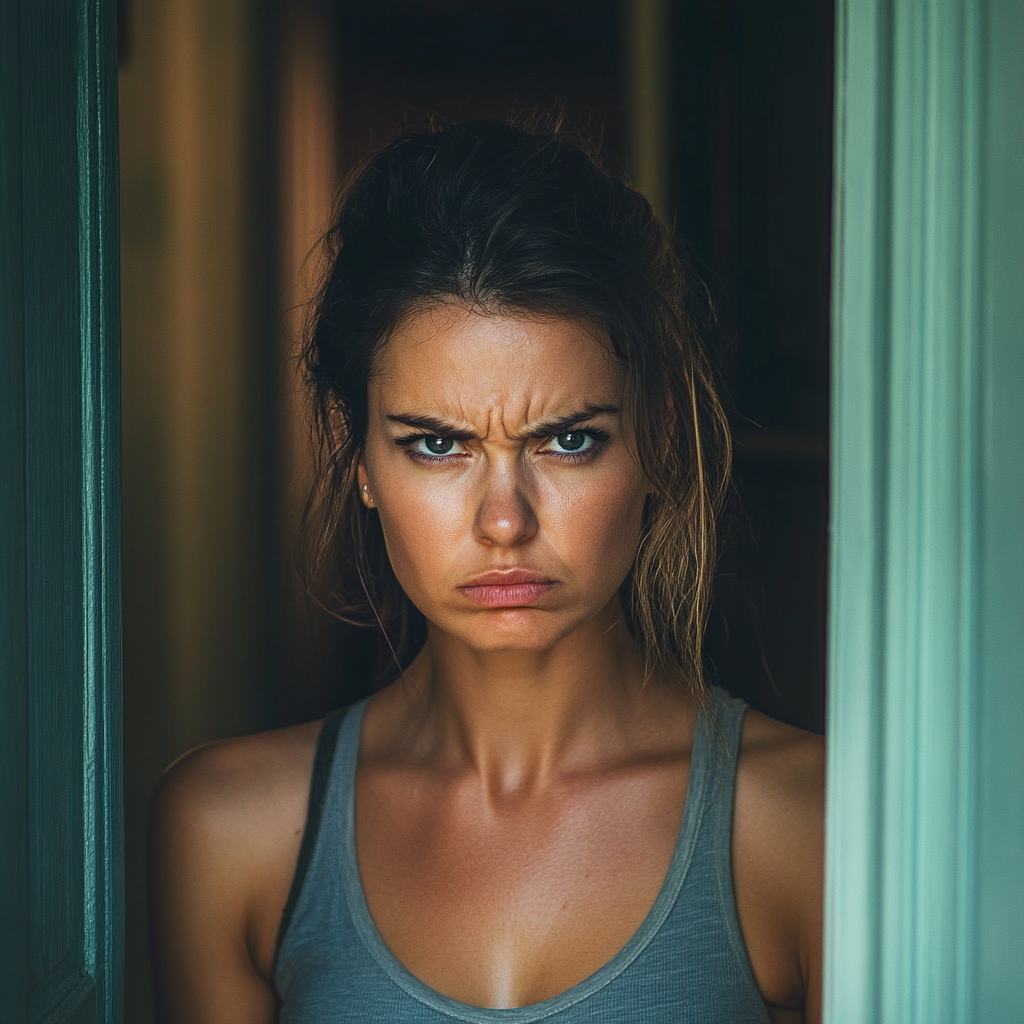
0;0;123;1021
827;1;1024;1020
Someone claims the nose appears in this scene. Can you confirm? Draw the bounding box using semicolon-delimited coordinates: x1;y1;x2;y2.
473;460;538;548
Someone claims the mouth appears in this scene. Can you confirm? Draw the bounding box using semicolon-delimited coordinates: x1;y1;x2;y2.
457;568;557;609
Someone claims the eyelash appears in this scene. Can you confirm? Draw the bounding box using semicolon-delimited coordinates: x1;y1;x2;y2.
540;428;610;463
394;428;610;466
394;435;470;466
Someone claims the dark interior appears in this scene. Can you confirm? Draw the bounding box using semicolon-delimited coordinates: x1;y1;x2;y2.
275;0;833;734
117;4;834;1019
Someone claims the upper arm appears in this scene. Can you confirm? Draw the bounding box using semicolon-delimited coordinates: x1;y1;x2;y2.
732;716;825;1024
148;743;283;1024
774;733;824;1024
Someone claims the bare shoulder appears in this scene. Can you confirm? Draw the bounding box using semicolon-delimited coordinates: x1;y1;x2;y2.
733;708;825;906
732;708;825;1022
151;717;323;842
736;709;825;830
148;717;325;1009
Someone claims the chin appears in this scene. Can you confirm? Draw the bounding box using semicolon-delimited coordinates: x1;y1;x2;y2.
466;636;562;654
444;607;585;653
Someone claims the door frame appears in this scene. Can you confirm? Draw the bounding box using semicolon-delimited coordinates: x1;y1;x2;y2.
826;2;1024;1019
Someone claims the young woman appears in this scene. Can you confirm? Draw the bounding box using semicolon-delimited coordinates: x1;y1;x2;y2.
149;121;824;1024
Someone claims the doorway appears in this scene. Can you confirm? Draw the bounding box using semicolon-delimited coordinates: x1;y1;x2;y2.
116;2;833;1018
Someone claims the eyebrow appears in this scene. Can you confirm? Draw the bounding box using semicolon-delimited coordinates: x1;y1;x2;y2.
386;403;620;441
386;413;477;441
519;405;620;439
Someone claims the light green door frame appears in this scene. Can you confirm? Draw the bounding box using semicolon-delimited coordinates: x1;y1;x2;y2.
827;2;1024;1021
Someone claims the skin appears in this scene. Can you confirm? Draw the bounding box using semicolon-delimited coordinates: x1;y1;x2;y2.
149;308;824;1023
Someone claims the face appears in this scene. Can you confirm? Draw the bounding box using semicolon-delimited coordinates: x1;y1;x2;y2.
358;307;650;654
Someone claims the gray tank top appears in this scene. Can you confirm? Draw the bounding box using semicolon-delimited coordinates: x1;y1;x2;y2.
274;689;771;1023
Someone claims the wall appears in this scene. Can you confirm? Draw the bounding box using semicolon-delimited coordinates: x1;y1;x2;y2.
117;0;277;1016
673;0;834;732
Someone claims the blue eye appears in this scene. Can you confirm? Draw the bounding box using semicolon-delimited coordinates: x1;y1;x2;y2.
550;431;592;453
403;435;467;460
423;437;454;455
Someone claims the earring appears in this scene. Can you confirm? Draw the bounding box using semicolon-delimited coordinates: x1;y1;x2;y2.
362;483;373;506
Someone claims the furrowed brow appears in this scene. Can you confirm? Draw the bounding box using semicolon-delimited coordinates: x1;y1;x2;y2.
520;404;620;440
386;413;477;441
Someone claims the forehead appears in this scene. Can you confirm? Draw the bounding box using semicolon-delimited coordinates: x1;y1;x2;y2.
370;307;623;419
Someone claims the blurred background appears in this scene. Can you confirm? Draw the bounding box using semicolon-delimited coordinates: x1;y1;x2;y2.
117;0;833;1017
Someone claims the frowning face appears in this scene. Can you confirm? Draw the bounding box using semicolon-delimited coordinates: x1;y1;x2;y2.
358;306;649;654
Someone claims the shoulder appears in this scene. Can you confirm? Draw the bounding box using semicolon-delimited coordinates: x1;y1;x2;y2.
733;707;825;900
148;717;326;983
735;708;825;832
150;718;325;884
151;717;324;833
731;706;824;1017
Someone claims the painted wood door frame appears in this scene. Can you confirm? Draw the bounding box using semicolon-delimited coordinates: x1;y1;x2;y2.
0;0;123;1021
827;1;1024;1020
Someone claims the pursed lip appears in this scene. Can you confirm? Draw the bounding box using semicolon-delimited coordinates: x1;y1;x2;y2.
457;568;557;608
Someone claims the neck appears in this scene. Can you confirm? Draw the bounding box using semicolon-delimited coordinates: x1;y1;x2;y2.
391;600;692;797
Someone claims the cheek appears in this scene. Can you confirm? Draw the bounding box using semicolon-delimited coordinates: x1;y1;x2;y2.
365;448;469;588
547;462;647;579
379;483;466;562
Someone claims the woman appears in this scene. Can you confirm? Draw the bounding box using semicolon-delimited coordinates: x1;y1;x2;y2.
149;120;824;1024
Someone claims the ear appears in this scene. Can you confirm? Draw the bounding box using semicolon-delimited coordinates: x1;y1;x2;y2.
356;460;375;508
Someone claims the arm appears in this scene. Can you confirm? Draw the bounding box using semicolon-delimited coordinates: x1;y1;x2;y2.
148;742;279;1024
148;726;318;1024
733;715;825;1024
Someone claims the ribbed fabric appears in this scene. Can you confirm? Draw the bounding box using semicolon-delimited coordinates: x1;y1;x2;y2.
275;688;770;1023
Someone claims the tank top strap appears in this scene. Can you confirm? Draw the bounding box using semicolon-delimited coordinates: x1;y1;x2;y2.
691;686;763;1010
699;686;748;785
685;686;748;828
274;703;352;968
708;688;748;859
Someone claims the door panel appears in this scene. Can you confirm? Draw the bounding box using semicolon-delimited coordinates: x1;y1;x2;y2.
0;0;123;1022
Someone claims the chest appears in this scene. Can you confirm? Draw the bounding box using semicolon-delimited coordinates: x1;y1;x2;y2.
354;763;689;1008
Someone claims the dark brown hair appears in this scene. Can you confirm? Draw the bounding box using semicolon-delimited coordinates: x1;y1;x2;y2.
301;118;731;691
